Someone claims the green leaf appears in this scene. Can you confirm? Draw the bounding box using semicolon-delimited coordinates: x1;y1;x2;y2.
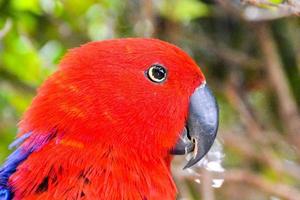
268;0;284;4
159;0;211;23
10;0;42;14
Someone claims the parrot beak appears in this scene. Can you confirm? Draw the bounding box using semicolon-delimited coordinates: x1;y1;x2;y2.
171;83;219;169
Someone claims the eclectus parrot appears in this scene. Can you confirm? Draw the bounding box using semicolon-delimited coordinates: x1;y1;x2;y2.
0;38;219;200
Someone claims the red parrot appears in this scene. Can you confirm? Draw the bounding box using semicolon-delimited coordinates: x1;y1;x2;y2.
0;38;218;200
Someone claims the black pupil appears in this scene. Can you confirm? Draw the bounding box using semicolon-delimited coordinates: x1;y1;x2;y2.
151;66;166;80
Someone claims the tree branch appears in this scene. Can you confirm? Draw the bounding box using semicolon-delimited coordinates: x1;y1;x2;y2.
224;169;300;200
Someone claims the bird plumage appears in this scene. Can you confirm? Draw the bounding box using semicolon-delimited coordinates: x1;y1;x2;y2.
0;38;206;199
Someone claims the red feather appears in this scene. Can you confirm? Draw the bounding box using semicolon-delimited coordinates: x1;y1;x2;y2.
10;38;204;199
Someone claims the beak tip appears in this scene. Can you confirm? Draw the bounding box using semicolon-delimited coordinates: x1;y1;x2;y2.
183;161;196;170
171;84;219;169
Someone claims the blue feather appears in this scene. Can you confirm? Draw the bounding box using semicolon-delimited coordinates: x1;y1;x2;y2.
0;148;33;185
0;187;12;200
0;133;33;200
8;132;31;150
0;131;55;200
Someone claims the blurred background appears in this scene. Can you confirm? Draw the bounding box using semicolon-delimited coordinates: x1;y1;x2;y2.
0;0;300;199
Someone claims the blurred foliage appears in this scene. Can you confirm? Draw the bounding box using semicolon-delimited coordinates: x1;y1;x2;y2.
159;0;211;22
1;0;300;199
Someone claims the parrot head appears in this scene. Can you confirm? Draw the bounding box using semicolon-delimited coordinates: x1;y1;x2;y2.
20;38;218;169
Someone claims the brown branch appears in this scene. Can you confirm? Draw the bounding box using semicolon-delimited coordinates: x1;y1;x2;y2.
195;40;262;70
201;169;215;200
177;180;195;200
218;0;300;21
135;0;155;37
226;70;293;147
222;131;300;181
226;79;267;143
243;0;300;16
255;23;300;149
224;169;300;200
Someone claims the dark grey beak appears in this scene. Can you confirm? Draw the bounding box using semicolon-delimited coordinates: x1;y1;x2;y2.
171;84;219;169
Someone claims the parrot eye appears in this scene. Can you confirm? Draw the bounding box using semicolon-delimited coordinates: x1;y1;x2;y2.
146;64;167;83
